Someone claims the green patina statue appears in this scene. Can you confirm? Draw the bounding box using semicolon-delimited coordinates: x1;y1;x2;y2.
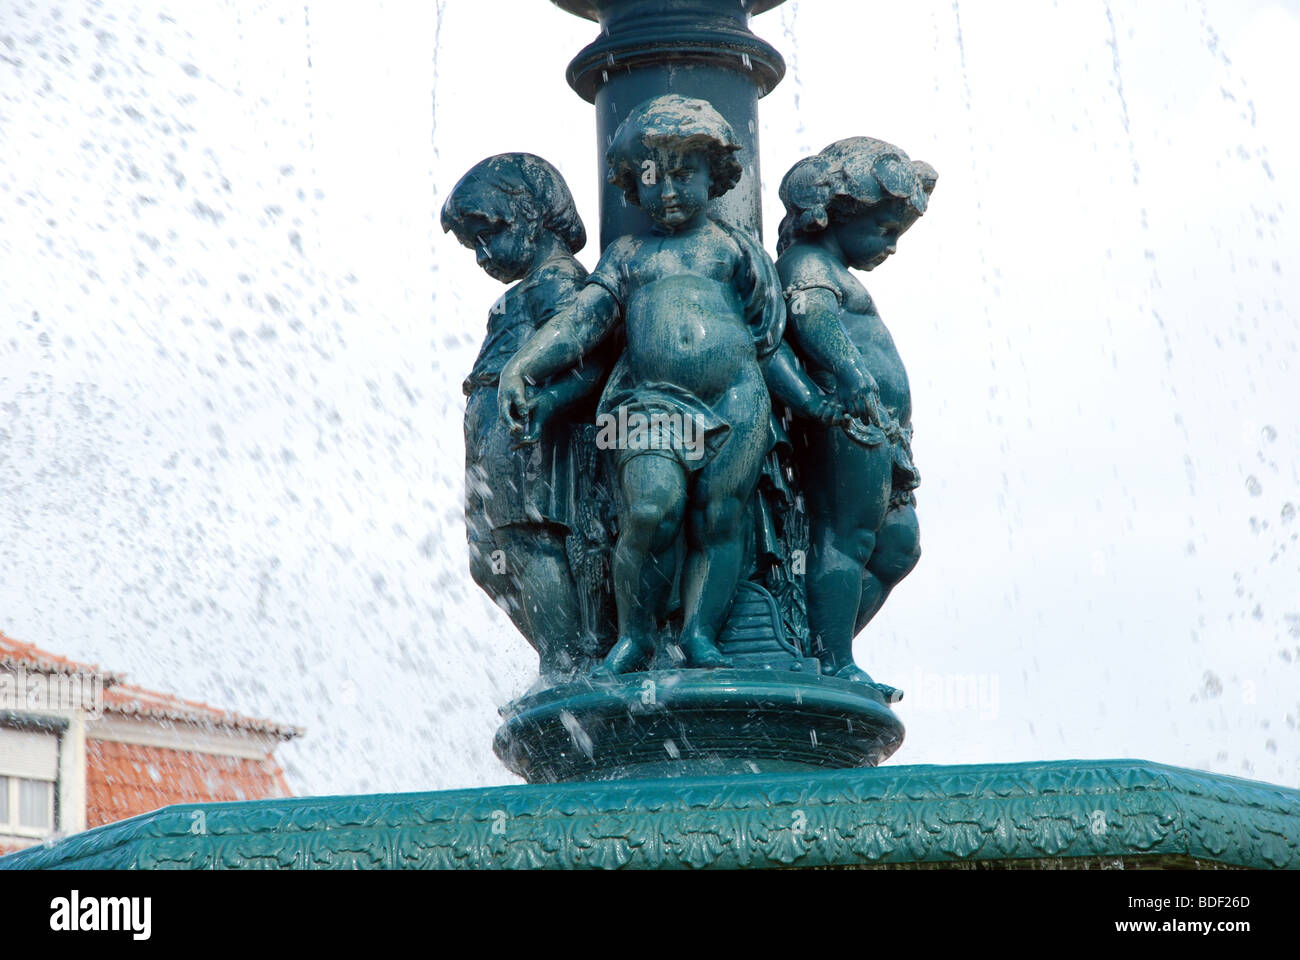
448;110;938;781
767;137;938;699
498;96;785;676
442;154;615;677
440;6;939;783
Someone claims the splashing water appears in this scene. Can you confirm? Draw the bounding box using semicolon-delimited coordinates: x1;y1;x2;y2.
0;1;1297;802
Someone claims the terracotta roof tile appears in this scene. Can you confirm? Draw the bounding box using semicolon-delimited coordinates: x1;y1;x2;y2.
0;631;125;684
102;681;303;740
0;631;302;739
85;739;292;828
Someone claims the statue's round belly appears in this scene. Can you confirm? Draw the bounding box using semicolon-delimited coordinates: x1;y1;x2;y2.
625;276;751;399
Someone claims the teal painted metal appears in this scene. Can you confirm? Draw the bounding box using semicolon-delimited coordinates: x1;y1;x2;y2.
443;2;939;780
552;0;789;244
494;668;905;782
4;761;1297;869
497;94;791;684
767;138;937;685
442;154;615;675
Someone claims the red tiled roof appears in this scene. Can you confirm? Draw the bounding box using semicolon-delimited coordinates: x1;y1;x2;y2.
0;631;125;684
0;631;302;740
102;681;302;740
85;739;292;828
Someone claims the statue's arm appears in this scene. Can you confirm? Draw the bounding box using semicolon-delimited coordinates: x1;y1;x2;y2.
764;341;842;424
787;288;870;387
538;358;605;409
514;353;610;445
528;273;615;413
513;283;617;380
786;288;884;426
498;284;618;434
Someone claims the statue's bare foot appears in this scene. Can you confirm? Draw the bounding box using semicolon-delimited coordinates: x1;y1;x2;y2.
832;663;903;703
680;634;732;669
590;635;650;678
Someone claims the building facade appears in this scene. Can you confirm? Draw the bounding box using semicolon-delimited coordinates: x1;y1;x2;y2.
0;632;300;855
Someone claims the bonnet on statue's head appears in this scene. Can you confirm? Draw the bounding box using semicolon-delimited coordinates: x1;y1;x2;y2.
777;137;938;253
440;152;586;254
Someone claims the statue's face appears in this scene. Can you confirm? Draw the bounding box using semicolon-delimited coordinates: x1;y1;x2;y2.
835;201;905;271
460;213;534;283
635;150;712;230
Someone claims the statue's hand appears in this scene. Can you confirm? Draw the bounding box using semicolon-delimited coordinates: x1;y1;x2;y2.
498;367;533;437
840;377;886;428
805;395;845;425
513;388;556;447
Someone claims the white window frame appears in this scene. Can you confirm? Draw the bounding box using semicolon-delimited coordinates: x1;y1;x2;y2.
0;775;56;838
0;721;62;841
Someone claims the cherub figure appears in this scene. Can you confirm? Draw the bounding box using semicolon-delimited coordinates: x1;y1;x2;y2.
442;153;609;677
498;95;785;674
766;137;937;694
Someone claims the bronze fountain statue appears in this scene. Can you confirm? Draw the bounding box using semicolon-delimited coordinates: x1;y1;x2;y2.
443;2;936;783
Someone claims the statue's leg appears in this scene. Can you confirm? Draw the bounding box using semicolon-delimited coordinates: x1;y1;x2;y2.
495;524;587;678
679;370;771;668
853;503;922;637
600;454;686;674
803;427;891;676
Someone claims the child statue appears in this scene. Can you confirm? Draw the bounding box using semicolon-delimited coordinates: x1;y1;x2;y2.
765;137;937;696
498;95;785;674
442;153;612;678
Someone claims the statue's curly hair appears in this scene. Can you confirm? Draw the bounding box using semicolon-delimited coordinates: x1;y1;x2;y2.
606;95;744;207
441;153;586;254
777;137;937;254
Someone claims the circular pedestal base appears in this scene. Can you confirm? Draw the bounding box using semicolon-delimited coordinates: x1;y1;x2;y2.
494;669;904;783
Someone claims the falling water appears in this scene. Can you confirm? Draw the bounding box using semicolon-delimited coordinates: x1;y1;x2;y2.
1103;1;1140;188
0;0;1296;805
777;1;808;151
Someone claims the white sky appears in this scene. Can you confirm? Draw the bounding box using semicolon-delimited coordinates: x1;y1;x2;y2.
1;0;1297;796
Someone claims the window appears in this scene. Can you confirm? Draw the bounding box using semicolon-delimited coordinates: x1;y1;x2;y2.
19;779;53;830
2;775;56;836
0;726;59;839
